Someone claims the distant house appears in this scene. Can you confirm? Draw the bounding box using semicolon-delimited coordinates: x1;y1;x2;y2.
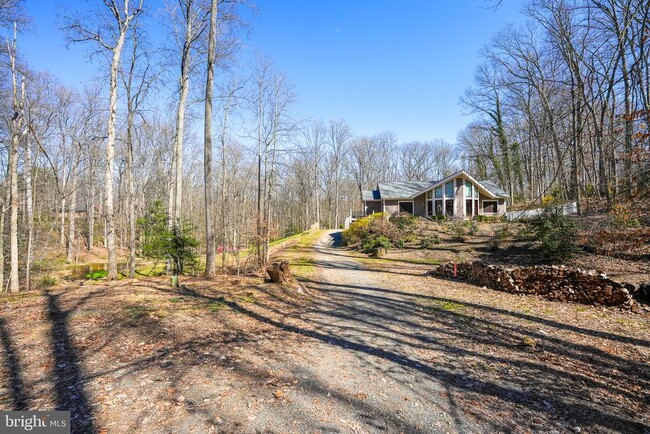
361;170;508;219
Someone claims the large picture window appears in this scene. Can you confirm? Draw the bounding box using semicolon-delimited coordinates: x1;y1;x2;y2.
465;180;472;197
434;186;442;198
445;181;454;198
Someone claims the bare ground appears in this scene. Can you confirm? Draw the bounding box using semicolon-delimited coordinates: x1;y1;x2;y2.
0;230;649;433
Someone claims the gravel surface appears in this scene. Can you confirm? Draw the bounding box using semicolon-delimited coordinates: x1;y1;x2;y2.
0;230;648;433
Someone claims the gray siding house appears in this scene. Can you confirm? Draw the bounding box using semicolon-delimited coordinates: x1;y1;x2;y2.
361;170;508;219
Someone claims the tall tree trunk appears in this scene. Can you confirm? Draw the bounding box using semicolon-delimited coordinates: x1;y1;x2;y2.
25;133;34;291
67;145;79;263
87;174;95;251
105;29;129;280
126;103;136;278
8;29;23;293
203;0;218;277
60;164;67;246
221;89;234;270
171;1;194;226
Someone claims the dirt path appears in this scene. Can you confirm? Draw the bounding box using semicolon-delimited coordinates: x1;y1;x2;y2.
1;230;648;433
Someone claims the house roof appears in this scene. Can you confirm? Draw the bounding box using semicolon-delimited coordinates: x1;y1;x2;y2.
362;170;509;201
362;189;381;201
376;181;435;199
478;180;509;198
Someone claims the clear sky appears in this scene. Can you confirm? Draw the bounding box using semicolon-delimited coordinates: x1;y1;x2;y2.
19;0;527;144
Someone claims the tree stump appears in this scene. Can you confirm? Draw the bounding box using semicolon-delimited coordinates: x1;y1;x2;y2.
266;261;310;295
266;261;294;284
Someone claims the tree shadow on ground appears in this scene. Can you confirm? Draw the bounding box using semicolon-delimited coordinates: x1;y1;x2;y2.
0;317;29;410
45;291;96;434
173;279;649;433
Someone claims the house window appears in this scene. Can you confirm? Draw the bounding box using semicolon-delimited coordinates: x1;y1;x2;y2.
434;186;442;198
473;185;478;198
465;180;472;197
465;200;473;217
435;200;443;216
445;181;454;198
483;200;498;214
426;190;433;200
398;201;414;215
427;200;433;216
445;199;454;216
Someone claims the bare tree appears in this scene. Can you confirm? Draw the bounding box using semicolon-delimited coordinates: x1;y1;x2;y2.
203;0;218;277
327;119;351;229
65;0;144;279
6;23;25;292
168;0;208;227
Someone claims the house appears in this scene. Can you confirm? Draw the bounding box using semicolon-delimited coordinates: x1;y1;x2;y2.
361;170;508;219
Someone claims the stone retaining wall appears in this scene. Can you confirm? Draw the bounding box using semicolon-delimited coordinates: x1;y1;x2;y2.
429;262;649;313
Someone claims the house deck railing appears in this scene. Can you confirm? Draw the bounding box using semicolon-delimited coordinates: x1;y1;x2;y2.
506;202;577;221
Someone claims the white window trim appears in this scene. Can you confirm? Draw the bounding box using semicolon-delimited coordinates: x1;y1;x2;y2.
481;200;498;214
397;200;415;215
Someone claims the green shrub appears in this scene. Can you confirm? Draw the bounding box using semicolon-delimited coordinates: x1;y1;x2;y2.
476;215;505;223
531;206;579;261
138;201;198;275
394;239;406;249
342;213;386;245
362;236;392;255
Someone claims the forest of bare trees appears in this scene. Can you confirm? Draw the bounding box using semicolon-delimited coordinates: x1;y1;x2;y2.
0;0;461;291
459;0;650;211
2;0;647;292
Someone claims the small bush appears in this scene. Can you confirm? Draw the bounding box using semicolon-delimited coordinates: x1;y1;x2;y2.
449;221;468;242
362;236;392;255
342;213;386;245
37;275;56;289
466;220;478;236
476;215;505;223
489;227;510;250
531;206;579;261
419;235;441;249
607;204;640;229
391;213;416;229
342;212;412;255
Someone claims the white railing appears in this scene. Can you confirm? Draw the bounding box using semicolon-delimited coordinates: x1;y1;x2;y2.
506;202;577;221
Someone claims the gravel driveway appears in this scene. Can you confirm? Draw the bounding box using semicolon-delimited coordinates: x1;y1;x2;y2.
225;230;649;434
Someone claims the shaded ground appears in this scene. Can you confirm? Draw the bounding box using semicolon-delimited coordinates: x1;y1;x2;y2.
0;230;648;433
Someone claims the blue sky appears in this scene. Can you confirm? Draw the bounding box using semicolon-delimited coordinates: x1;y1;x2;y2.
19;0;527;144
